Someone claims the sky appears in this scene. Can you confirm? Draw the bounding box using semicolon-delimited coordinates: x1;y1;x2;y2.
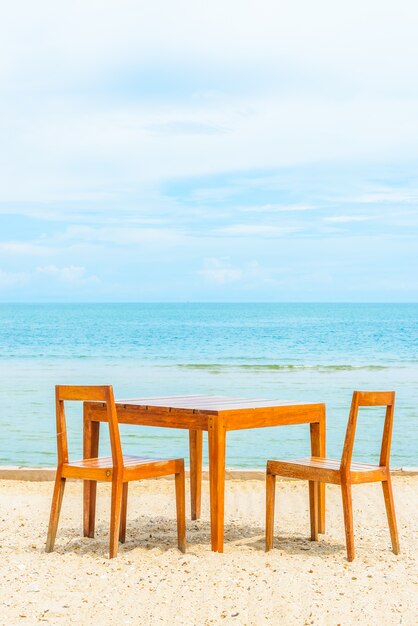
1;0;418;302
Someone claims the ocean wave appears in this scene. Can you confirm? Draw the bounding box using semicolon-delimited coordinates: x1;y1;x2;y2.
176;364;391;371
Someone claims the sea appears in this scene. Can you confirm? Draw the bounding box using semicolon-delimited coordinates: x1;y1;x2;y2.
0;303;417;468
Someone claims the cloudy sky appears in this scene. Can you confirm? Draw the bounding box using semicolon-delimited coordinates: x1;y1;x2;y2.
1;0;418;301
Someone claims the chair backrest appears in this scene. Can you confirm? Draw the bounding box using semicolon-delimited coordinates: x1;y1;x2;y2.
340;391;395;473
55;385;123;469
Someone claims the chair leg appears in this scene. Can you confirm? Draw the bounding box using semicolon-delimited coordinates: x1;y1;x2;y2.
83;480;97;538
109;478;124;558
382;477;400;555
309;480;319;541
265;471;276;551
119;483;128;544
341;480;355;562
175;468;186;553
46;471;66;553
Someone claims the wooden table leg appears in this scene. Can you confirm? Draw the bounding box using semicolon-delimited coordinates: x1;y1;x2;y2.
83;409;100;538
189;430;203;520
208;416;226;552
310;408;326;534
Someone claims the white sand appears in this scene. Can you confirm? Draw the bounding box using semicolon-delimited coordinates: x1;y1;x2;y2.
0;476;417;625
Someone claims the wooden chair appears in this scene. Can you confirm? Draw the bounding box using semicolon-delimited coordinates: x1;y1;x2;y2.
266;391;400;561
46;385;186;558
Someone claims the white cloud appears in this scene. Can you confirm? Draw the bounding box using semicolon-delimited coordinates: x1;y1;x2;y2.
1;1;417;92
217;225;301;236
36;265;99;284
61;226;186;246
1;2;418;207
324;215;377;223
146;121;228;135
241;204;316;213
353;190;418;204
197;257;267;285
0;242;53;255
0;269;28;287
198;258;243;284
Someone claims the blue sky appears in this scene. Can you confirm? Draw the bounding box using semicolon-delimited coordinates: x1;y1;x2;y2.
1;0;417;302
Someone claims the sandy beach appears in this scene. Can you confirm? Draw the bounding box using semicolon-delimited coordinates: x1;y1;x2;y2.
0;475;416;625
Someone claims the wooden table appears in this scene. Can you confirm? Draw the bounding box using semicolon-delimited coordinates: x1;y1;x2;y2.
83;395;326;552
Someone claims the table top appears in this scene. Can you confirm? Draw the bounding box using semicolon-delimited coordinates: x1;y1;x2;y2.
114;394;323;415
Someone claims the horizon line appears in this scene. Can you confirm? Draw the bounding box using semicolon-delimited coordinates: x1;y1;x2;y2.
0;301;417;305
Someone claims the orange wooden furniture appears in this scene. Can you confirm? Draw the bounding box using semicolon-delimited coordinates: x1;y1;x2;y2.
83;395;326;552
266;391;400;561
46;386;186;558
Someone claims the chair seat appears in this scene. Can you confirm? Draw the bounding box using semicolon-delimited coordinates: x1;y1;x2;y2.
66;455;164;469
267;456;388;484
62;455;183;481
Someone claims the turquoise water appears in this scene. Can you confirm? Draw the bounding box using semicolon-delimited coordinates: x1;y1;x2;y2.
0;303;417;467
